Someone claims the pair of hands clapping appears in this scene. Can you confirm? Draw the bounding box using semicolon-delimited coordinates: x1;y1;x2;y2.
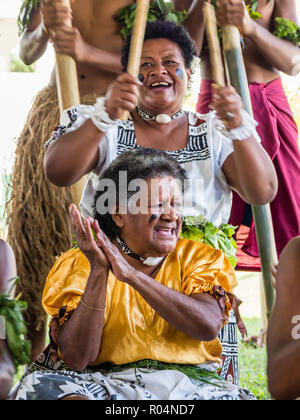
69;204;134;282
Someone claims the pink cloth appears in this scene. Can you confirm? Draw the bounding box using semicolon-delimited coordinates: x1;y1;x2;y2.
197;78;300;257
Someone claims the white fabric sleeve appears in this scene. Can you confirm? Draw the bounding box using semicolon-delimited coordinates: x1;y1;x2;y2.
44;105;94;148
79;125;118;219
210;111;261;168
209;112;234;168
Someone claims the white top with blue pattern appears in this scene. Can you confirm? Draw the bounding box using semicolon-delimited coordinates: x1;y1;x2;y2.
46;105;251;226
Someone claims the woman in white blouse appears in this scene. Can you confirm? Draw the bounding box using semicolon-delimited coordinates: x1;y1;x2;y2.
44;21;277;223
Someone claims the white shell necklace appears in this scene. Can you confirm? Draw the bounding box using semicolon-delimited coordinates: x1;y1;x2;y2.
116;237;165;267
136;106;184;125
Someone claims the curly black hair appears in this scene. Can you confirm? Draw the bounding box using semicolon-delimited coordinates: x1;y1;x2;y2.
93;148;186;240
121;21;197;72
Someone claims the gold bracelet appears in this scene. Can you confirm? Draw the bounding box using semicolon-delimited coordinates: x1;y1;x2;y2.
80;298;106;312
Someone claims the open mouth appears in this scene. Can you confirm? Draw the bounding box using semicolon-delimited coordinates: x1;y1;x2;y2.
154;227;177;238
150;81;172;90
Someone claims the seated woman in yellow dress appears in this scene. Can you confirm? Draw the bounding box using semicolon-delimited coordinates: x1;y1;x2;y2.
16;149;254;400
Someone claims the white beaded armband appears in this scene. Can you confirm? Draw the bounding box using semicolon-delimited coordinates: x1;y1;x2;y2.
86;97;119;133
217;110;260;142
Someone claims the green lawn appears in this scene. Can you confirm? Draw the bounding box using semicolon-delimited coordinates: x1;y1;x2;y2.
238;317;272;400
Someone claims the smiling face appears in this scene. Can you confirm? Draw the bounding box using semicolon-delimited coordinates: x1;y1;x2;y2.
112;176;183;259
138;38;191;115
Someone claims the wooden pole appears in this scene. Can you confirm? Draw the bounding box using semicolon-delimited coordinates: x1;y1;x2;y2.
120;0;150;121
203;3;225;87
55;0;86;208
221;25;277;320
204;2;276;319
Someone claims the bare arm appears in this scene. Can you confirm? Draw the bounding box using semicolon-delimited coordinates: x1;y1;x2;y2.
125;272;222;341
217;0;300;76
58;265;108;371
19;0;73;65
223;141;277;205
173;0;207;56
19;8;50;65
20;1;122;74
267;237;300;400
51;26;123;75
247;0;299;75
44;119;105;186
44;73;141;186
213;85;278;205
57;207;110;371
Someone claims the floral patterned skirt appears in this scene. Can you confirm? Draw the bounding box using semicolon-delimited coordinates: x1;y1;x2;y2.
16;363;255;401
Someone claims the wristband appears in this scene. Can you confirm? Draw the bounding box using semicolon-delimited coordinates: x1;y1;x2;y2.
216;110;259;141
86;97;119;133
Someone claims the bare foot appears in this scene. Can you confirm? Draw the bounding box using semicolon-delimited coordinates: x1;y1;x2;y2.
0;340;15;400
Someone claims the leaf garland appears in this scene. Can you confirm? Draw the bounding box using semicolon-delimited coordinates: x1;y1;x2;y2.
0;278;31;369
17;0;40;36
116;0;188;39
273;18;300;47
94;359;223;386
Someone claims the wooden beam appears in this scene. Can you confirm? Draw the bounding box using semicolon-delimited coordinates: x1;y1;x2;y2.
203;2;225;87
55;0;86;208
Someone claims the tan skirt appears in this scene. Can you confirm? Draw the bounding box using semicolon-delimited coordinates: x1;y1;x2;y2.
6;87;98;331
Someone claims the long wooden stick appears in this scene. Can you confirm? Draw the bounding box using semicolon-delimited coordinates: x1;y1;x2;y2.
121;0;150;120
55;0;80;112
204;2;277;319
221;25;277;320
55;0;86;208
203;3;225;87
